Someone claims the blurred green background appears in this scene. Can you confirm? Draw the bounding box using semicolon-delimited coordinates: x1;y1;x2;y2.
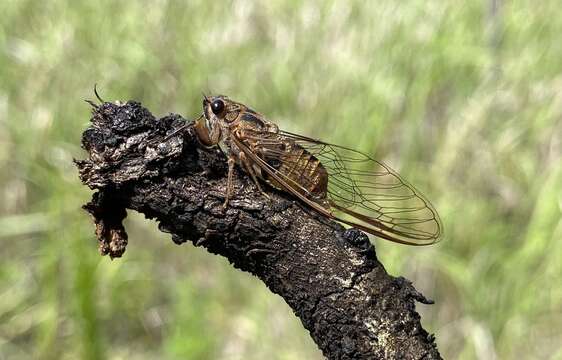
1;1;561;359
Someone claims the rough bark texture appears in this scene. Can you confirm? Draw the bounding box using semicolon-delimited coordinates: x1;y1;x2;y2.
75;100;441;360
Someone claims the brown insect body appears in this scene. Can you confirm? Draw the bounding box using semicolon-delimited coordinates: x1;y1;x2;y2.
199;95;330;205
193;95;442;246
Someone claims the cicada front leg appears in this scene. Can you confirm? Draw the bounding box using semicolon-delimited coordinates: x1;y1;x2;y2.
192;116;235;209
223;154;236;209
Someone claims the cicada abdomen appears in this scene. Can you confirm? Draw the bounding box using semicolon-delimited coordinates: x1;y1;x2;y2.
249;133;330;207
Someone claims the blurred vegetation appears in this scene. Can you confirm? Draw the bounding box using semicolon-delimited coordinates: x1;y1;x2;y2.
1;0;561;359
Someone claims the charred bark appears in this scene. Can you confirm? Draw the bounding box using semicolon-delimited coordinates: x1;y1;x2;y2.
75;100;441;360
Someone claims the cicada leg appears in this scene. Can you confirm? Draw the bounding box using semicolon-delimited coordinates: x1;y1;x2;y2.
223;155;236;209
239;152;270;200
193;116;234;209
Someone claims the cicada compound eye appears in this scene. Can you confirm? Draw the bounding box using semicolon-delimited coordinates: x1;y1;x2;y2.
211;99;225;115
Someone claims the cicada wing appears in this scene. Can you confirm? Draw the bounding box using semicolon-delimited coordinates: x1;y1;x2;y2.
232;129;443;245
280;131;443;245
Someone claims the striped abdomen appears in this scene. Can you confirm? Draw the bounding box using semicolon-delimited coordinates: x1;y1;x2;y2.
262;140;329;202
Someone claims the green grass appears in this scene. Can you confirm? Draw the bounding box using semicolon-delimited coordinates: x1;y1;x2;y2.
1;1;561;359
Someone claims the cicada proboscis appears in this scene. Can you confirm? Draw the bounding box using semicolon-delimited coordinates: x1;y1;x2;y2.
178;95;442;246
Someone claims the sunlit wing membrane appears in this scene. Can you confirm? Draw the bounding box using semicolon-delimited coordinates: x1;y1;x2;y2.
232;130;443;246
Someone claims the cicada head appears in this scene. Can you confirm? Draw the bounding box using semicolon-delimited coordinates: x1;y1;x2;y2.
202;95;244;126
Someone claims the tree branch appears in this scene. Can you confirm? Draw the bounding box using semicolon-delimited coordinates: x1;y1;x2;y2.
75;100;441;360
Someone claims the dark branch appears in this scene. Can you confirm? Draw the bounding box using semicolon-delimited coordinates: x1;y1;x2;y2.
75;100;441;360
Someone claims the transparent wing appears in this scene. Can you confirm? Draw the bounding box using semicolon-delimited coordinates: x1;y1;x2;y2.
232;129;443;245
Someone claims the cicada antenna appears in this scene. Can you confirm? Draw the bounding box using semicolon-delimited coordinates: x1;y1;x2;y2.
202;90;212;103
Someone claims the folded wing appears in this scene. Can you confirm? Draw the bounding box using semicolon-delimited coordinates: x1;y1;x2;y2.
231;129;443;245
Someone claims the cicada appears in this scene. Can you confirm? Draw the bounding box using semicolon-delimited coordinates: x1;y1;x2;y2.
181;95;442;246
